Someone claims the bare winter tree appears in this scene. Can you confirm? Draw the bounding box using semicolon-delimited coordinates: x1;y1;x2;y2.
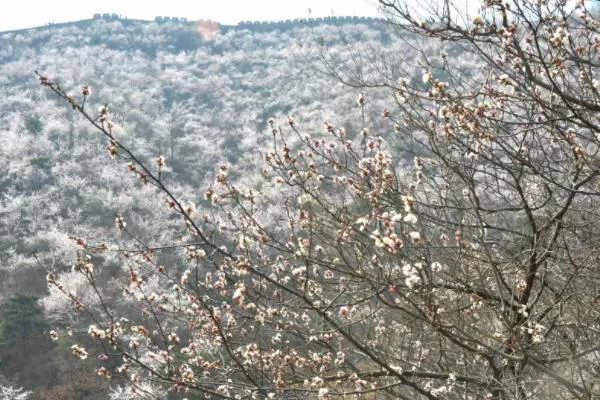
37;0;600;399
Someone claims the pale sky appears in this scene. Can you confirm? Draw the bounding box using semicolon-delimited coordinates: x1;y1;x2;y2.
0;0;381;32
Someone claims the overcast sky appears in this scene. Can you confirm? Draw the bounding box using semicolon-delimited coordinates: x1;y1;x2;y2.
0;0;381;32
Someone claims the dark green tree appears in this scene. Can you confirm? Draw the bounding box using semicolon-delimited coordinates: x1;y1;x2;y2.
23;116;43;136
0;294;56;392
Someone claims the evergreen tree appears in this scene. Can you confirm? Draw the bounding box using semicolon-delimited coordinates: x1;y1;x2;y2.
0;295;56;391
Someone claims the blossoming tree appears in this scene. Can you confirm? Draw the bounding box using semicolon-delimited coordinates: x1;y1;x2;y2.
38;0;600;399
0;385;30;400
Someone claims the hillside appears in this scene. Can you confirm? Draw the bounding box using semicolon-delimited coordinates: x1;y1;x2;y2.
3;3;599;398
0;16;427;398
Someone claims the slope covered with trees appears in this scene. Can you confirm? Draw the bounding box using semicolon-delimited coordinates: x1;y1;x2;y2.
8;0;600;398
0;15;414;399
0;16;401;291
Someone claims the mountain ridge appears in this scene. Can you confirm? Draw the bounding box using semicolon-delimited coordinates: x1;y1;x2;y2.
0;14;386;35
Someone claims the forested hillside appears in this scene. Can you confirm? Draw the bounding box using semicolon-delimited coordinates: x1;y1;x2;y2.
5;2;597;398
0;16;424;398
0;16;400;288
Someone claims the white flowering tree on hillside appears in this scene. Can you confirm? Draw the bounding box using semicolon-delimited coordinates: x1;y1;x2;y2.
0;374;31;400
36;0;600;399
0;386;30;400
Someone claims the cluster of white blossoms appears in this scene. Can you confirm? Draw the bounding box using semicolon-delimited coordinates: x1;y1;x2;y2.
88;325;107;339
402;195;418;225
428;373;457;396
70;344;88;360
525;321;546;343
402;263;422;289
